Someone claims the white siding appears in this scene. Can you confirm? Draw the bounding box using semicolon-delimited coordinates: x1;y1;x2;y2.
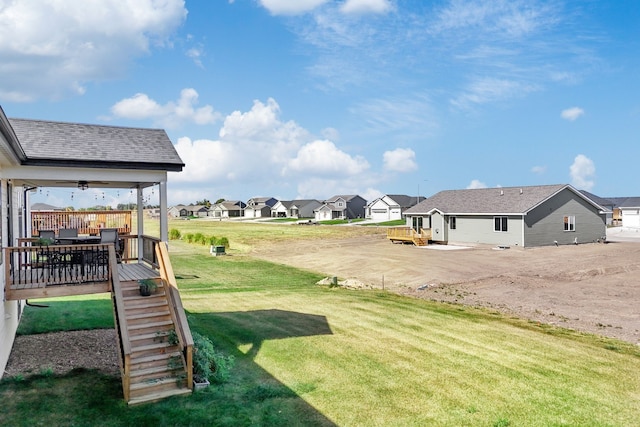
622;209;640;228
0;181;23;378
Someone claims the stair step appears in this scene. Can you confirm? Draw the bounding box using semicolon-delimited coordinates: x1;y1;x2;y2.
127;310;171;321
129;376;189;399
130;376;180;391
131;350;183;365
130;331;171;342
128;387;191;406
125;300;168;310
131;342;177;353
122;291;166;301
130;364;183;379
128;320;173;331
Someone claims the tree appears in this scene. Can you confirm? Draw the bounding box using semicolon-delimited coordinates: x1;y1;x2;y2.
195;199;211;208
215;198;225;204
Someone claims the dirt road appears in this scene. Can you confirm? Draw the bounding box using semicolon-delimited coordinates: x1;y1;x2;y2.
251;228;640;344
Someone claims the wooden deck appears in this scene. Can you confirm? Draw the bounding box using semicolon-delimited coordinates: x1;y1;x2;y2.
6;262;159;300
386;227;432;246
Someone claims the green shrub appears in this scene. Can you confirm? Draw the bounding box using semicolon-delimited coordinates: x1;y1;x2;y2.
217;237;229;249
183;233;194;243
192;331;235;384
193;232;206;245
169;228;181;240
207;236;218;246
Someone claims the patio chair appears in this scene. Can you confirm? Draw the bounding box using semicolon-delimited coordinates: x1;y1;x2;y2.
58;228;78;245
100;228;123;263
38;230;56;242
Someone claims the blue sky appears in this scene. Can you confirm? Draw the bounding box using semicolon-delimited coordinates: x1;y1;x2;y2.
1;0;639;208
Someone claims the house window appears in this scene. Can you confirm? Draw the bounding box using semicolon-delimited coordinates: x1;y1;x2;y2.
494;216;508;232
564;215;575;231
450;217;456;230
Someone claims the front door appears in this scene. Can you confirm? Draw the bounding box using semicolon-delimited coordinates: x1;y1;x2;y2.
412;216;423;233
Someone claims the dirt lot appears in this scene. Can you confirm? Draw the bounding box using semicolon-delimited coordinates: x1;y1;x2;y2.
251;227;640;345
6;227;639;378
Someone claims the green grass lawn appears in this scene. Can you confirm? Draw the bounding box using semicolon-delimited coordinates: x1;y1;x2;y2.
2;233;640;426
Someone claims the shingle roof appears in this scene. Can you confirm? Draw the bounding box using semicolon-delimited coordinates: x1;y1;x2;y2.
8;118;184;171
386;195;425;207
619;197;640;208
405;184;597;215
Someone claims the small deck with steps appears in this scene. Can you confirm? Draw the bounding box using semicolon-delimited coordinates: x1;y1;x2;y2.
119;278;191;405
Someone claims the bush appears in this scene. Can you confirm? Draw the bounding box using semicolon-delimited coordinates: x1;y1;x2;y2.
216;237;230;249
183;233;194;243
169;228;181;240
193;232;206;245
192;331;235;384
207;236;218;246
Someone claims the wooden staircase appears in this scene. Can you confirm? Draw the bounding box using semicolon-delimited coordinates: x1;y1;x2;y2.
109;243;194;405
120;278;191;405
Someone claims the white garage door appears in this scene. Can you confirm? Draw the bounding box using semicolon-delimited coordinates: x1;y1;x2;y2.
623;210;640;228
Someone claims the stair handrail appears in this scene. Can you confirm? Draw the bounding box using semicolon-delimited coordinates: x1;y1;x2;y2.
156;242;194;389
109;245;132;401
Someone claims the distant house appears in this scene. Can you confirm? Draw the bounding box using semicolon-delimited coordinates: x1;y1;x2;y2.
186;205;209;218
211;200;246;218
271;199;322;218
314;195;367;221
168;205;186;218
580;191;619;226
403;184;608;247
31;202;64;211
618;197;640;228
366;195;425;221
145;208;161;219
244;197;277;218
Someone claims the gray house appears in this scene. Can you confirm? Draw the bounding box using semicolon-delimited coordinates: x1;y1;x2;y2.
271;199;322;218
244;197;277;218
314;195;367;221
366;195;425;221
403;184;608;247
211;200;246;218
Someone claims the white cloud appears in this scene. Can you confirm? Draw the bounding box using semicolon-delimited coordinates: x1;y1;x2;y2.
351;95;439;138
186;45;205;68
561;107;584;121
570;154;595;191
285;140;370;176
259;0;391;16
430;0;560;39
167;97;381;202
451;77;539;109
531;165;547;174
467;179;487;189
383;148;417;172
111;89;221;128
259;0;329;15
340;0;393;15
0;0;186;101
171;98;307;185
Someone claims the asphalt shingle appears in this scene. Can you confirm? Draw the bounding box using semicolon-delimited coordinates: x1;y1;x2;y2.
8;118;184;169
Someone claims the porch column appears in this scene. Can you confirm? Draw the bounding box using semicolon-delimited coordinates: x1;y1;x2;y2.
137;187;144;262
159;181;168;242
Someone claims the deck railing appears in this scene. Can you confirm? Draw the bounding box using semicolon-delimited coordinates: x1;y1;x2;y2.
156;242;194;390
386;227;432;244
109;246;132;401
32;210;132;236
4;243;113;300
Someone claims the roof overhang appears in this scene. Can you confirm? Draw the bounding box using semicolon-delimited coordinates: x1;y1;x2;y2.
1;164;166;190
